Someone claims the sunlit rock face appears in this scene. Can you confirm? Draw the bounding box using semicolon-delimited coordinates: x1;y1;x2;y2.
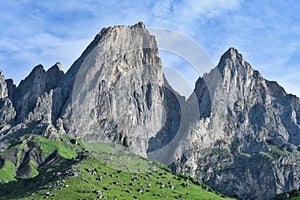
60;22;169;156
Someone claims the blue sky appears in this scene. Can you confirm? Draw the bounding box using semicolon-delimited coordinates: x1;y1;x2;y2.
0;0;300;96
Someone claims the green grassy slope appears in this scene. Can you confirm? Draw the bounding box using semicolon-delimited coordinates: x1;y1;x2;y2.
0;134;82;183
0;134;232;200
0;160;16;183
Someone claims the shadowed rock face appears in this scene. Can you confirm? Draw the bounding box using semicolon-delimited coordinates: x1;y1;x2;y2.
1;23;300;199
11;63;65;122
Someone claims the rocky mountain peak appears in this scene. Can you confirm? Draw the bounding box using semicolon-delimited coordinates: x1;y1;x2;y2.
217;47;247;74
194;48;256;119
32;64;45;73
60;22;164;156
48;62;63;72
221;47;244;62
176;47;300;199
46;62;65;91
64;22;152;88
132;21;146;28
8;62;65;122
18;64;46;88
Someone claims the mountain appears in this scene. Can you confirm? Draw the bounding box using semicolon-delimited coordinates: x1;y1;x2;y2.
60;22;167;157
0;23;174;157
172;48;300;199
0;22;300;199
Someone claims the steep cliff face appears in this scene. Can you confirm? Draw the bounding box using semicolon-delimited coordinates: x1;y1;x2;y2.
61;23;166;156
173;48;300;200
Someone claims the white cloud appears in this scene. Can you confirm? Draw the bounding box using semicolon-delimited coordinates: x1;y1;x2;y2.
149;0;242;34
1;0;300;97
0;39;20;52
173;0;241;18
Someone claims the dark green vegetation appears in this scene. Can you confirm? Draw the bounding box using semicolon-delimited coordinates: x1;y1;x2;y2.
0;133;232;199
272;190;300;200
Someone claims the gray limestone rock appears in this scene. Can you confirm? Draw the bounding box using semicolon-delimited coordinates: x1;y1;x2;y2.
0;63;65;141
11;63;64;123
0;98;16;125
27;90;54;124
13;65;47;121
172;47;300;200
61;22;165;156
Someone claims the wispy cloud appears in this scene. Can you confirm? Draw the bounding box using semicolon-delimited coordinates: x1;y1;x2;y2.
0;0;300;97
0;0;240;83
149;0;241;34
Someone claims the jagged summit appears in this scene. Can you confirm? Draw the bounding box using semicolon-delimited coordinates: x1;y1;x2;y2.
93;22;148;44
64;22;152;85
217;47;247;73
48;62;63;72
31;64;45;72
131;21;146;28
100;22;146;32
18;64;46;89
222;47;243;61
